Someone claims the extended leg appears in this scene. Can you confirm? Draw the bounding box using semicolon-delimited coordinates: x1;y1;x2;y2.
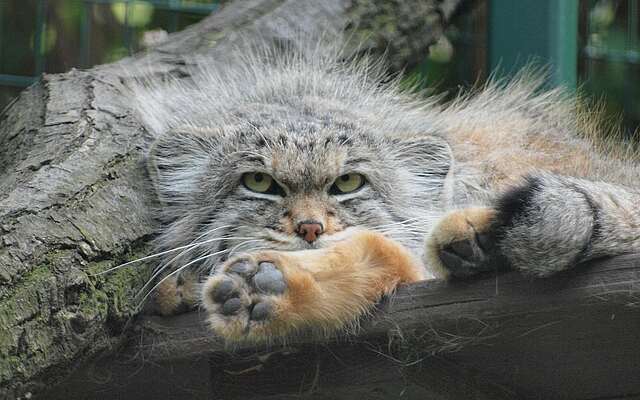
426;174;640;279
202;230;424;342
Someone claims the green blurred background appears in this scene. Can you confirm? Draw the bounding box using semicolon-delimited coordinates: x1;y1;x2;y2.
0;0;639;136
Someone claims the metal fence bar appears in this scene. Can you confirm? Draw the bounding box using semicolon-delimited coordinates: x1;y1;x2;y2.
123;0;133;55
169;0;180;31
622;0;636;128
80;1;91;67
629;0;638;47
0;74;38;87
0;2;4;70
550;0;579;88
34;0;47;76
82;0;218;14
1;0;220;92
489;0;578;88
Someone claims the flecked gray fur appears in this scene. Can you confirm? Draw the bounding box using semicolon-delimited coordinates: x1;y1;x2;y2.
130;37;640;287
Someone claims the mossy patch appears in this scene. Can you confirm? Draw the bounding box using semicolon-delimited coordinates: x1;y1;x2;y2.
0;245;153;390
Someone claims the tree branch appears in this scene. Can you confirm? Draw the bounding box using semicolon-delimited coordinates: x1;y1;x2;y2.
48;254;640;400
0;0;463;397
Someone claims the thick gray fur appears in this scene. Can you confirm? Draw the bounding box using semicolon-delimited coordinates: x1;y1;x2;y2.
129;37;640;288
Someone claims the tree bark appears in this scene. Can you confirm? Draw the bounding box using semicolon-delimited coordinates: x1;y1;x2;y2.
0;0;462;398
47;254;640;400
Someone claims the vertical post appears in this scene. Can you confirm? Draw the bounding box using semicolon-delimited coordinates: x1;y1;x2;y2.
80;1;91;68
34;0;47;76
0;1;4;65
629;0;639;49
124;0;132;55
549;0;578;88
169;0;179;32
623;0;638;133
489;0;578;89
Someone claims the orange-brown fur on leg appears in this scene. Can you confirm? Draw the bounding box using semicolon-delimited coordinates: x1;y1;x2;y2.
202;230;424;342
153;272;200;315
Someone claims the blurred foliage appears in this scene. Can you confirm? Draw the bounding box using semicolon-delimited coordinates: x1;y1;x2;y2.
581;0;640;137
111;2;155;27
402;1;488;99
405;0;638;136
0;0;218;111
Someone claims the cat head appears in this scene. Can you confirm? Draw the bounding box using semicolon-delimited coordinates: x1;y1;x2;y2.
135;43;454;274
147;105;452;274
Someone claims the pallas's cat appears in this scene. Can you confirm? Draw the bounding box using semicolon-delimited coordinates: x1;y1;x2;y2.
131;41;640;342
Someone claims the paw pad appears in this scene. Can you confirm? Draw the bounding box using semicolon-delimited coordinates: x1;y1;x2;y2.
228;260;256;276
250;302;272;321
204;257;289;332
211;278;236;303
252;262;286;294
438;233;507;278
221;297;242;315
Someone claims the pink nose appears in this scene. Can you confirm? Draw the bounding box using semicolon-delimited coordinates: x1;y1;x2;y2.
296;221;324;243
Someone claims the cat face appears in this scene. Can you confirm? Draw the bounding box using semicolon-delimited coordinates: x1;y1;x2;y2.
148;107;452;273
132;40;458;274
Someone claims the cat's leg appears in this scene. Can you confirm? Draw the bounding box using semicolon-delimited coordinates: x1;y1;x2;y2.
426;173;640;279
202;230;424;342
152;272;200;315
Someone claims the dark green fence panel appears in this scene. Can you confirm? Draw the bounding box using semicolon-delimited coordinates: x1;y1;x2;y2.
489;0;579;88
0;0;219;110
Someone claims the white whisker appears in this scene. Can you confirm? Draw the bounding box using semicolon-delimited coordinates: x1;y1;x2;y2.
93;225;234;276
135;248;230;310
137;236;257;296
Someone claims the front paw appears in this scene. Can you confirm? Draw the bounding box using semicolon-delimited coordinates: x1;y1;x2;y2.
425;207;505;279
202;254;289;341
202;251;324;342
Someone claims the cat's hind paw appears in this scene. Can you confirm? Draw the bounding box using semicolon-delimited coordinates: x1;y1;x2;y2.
425;207;504;279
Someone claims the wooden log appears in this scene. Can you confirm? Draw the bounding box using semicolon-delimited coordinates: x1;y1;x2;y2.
0;0;463;397
47;254;640;400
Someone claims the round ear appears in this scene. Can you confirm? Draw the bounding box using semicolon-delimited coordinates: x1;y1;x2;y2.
390;134;455;206
146;128;216;207
391;135;453;179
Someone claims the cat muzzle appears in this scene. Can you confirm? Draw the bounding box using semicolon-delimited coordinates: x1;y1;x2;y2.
296;221;324;243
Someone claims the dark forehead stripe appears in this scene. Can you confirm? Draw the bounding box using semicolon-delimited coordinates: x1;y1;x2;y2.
345;157;371;166
242;156;265;165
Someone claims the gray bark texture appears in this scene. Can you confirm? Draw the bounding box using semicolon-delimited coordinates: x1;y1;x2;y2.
0;0;462;398
50;254;640;400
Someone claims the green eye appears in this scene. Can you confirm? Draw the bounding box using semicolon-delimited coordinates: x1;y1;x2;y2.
330;173;365;194
242;172;275;193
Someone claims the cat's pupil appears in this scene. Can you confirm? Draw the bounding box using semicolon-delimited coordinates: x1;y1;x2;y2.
340;175;349;182
255;173;264;182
